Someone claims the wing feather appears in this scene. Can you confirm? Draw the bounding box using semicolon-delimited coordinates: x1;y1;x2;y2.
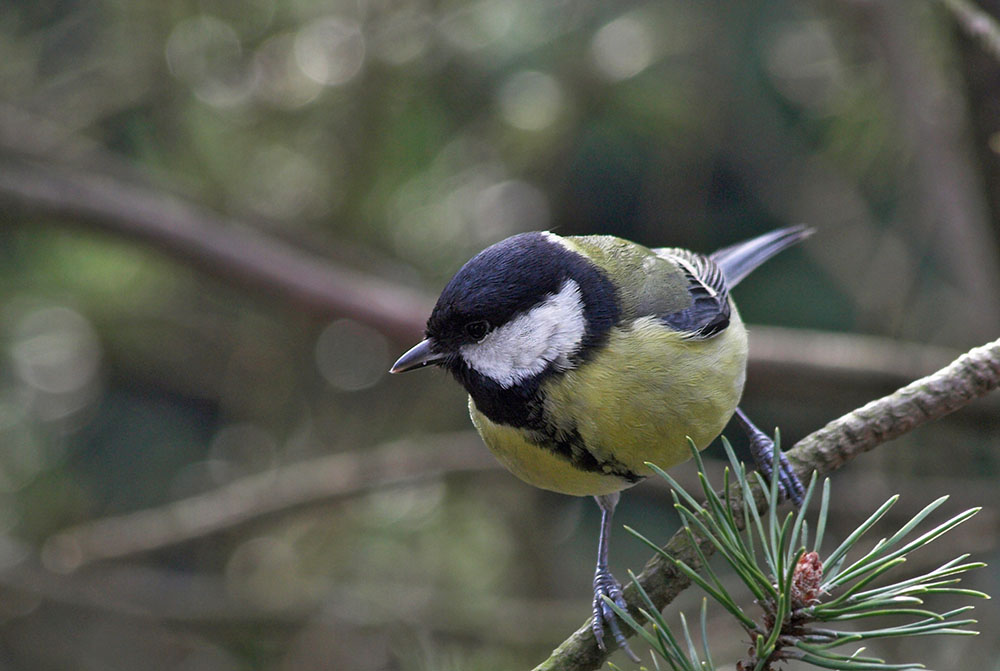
653;248;731;339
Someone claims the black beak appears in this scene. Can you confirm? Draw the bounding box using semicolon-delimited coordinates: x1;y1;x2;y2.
390;339;446;373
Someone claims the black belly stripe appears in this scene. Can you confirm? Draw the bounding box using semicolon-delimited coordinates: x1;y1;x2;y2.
458;363;642;483
528;425;643;483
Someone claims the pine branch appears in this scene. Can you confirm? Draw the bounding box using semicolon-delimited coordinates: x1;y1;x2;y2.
612;451;986;671
533;337;1000;671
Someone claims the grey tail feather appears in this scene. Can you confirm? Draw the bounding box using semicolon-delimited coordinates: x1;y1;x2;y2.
710;225;814;288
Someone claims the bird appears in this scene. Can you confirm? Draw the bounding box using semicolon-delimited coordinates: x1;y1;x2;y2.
389;226;811;660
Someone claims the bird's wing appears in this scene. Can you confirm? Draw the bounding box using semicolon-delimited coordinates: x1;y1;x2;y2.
652;248;731;339
559;234;731;339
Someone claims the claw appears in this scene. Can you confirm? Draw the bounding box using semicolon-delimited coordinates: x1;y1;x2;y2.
592;568;639;662
735;407;805;506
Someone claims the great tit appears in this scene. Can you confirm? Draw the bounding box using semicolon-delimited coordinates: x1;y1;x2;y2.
390;227;811;659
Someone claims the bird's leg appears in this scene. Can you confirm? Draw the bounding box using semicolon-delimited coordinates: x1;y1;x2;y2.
734;407;805;506
591;492;640;663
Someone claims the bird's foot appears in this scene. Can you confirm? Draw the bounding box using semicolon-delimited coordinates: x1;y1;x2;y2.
735;408;805;506
592;567;640;662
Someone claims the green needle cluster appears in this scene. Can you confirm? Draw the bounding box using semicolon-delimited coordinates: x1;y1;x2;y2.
606;438;988;671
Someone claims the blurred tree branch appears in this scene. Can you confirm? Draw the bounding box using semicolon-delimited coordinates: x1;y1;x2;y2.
1;108;981;380
862;1;1000;341
0;153;433;344
42;432;492;570
534;336;1000;671
0;560;583;648
746;325;960;386
736;2;1000;343
938;0;1000;59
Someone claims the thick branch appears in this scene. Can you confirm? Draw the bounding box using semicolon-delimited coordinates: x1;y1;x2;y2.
533;336;1000;671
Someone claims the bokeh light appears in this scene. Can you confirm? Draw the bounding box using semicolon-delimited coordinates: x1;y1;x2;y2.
252;32;323;109
294;17;366;87
166;15;252;107
439;0;517;53
497;70;565;131
765;20;845;113
10;305;102;425
369;9;435;66
590;14;655;81
315;320;390;392
474;179;550;235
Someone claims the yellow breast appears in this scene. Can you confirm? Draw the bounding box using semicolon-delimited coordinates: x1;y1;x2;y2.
469;307;749;496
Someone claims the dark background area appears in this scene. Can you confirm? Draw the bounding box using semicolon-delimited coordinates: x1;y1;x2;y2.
1;0;999;669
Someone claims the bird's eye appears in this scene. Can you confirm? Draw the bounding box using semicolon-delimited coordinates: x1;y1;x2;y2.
464;320;490;341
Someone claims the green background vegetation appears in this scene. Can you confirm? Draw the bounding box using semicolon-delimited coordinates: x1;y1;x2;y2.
1;0;998;669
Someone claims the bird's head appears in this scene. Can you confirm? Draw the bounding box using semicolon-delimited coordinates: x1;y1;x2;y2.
390;232;619;393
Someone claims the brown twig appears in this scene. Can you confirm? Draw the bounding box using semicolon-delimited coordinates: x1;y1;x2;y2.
532;336;1000;671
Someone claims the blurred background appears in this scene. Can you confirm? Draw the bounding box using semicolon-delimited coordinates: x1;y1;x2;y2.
1;0;999;669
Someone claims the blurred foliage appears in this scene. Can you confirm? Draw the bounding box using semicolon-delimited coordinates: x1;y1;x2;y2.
1;0;999;669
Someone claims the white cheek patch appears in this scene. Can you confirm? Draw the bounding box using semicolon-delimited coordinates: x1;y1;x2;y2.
460;279;587;388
